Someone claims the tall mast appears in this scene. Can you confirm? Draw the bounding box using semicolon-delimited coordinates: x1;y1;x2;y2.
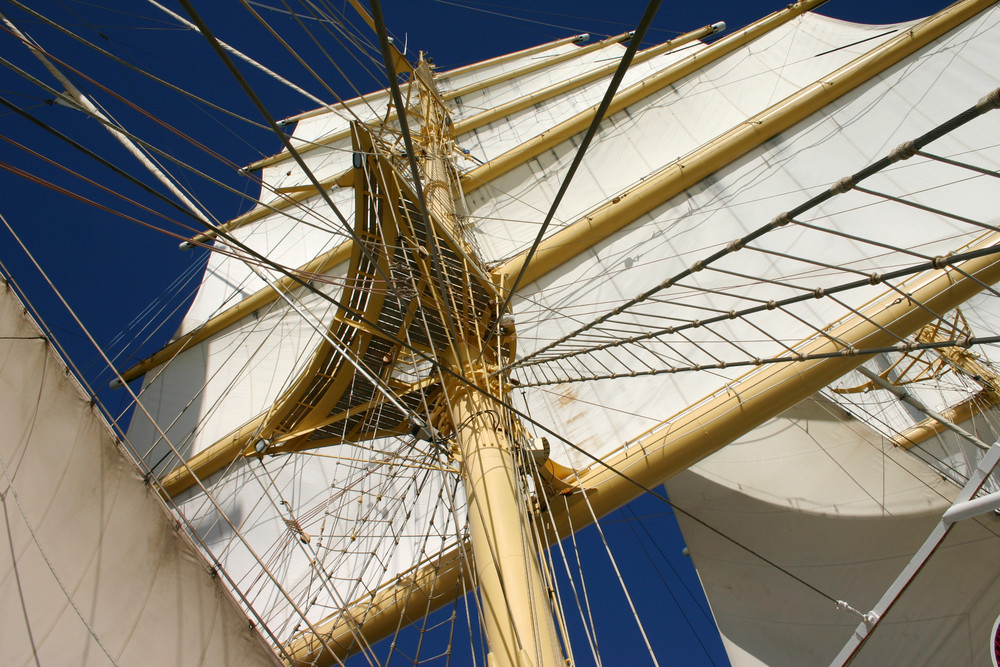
414;56;568;667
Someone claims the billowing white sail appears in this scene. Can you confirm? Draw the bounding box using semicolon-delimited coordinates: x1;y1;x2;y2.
0;284;279;666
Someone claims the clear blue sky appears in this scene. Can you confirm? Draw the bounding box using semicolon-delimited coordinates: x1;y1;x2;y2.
0;1;952;665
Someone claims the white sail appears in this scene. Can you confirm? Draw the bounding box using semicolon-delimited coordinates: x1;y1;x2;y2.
0;284;279;666
667;395;1000;665
497;7;1000;468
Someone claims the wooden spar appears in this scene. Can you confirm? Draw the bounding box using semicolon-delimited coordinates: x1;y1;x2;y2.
458;0;829;194
144;0;994;502
891;332;1000;448
344;0;411;77
554;236;1000;530
244;31;627;174
283;229;1000;667
157;113;502;496
286;55;571;666
200;0;988;275
452;22;723;138
893;392;1000;449
496;0;998;292
211;22;717;243
446;363;565;667
283;548;471;664
117;240;352;384
144;1;1000;660
434;32;590;82
159;412;266;497
161;127;406;498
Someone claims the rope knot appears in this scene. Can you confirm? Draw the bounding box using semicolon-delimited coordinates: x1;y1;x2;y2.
830;176;855;194
889;140;917;162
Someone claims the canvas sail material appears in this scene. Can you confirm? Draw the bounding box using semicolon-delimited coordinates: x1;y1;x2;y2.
0;284;279;666
666;396;1000;665
487;4;1000;663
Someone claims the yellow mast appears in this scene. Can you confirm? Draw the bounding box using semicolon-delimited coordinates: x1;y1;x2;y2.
418;58;568;667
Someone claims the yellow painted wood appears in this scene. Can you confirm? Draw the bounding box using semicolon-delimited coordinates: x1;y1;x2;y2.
283;545;472;665
186;168;354;245
156;117;494;496
159;413;265;496
447;366;565;667
442;31;634;103
279;33;585;128
553;232;1000;532
245;32;621;174
344;0;412;76
282;231;1000;667
158;130;391;496
893;390;1000;449
436;33;588;81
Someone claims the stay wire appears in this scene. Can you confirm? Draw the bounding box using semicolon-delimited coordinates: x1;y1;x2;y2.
5;18;429;436
4;88;431;498
235;0;382;123
0;211;343;665
368;0;468;363
9;1;273;133
281;0;389;116
0;23;364;237
514;242;1000;373
9;3;853;626
622;505;719;666
426;353;846;611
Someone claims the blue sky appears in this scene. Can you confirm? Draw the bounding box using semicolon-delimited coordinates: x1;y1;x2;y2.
0;1;953;665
